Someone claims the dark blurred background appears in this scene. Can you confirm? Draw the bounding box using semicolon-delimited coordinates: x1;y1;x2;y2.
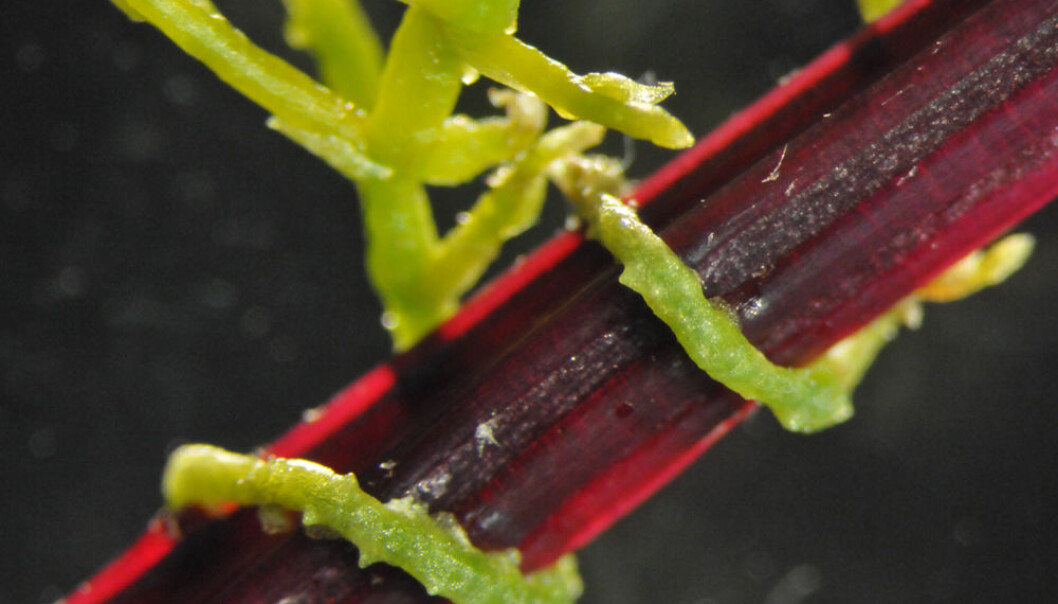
3;1;1057;603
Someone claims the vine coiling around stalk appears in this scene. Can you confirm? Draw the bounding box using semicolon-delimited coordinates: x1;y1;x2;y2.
552;156;1034;433
120;0;1035;601
163;444;583;604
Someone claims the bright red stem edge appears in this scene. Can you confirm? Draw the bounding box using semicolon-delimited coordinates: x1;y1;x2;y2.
69;0;1058;602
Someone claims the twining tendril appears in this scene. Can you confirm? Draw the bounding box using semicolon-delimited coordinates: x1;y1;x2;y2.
553;156;1034;432
163;444;583;604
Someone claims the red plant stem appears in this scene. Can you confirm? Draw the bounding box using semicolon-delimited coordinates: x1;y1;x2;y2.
69;0;1058;602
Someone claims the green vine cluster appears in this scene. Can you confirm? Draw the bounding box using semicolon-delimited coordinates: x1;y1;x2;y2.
116;1;1035;602
113;0;692;350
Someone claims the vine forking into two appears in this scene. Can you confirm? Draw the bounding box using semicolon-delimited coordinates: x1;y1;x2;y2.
113;0;692;351
115;0;1033;602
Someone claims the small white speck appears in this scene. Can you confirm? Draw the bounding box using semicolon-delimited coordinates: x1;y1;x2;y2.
475;420;499;456
415;472;451;497
381;312;399;330
742;297;766;319
896;165;919;186
761;145;788;183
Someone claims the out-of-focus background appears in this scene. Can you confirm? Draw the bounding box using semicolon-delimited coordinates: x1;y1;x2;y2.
3;1;1057;603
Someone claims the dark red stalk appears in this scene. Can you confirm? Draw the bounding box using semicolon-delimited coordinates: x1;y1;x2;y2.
68;0;1058;602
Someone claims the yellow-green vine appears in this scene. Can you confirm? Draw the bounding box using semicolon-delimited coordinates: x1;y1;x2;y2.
113;0;691;350
116;0;1035;601
163;444;582;604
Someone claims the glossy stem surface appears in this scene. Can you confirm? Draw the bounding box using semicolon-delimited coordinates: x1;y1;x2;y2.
69;0;1058;602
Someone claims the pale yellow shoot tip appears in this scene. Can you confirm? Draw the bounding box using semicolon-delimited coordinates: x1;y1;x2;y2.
916;234;1035;303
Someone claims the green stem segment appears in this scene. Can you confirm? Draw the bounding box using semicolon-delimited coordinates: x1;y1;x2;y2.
556;158;1034;432
561;173;852;432
163;444;583;604
281;0;384;110
458;35;693;149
